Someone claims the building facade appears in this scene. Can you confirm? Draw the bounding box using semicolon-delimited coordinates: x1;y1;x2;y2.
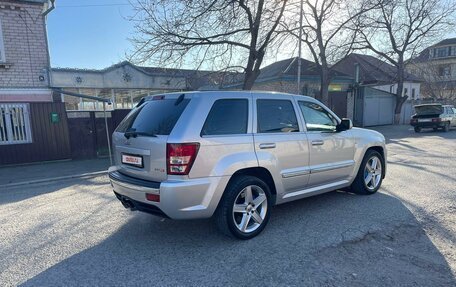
226;57;353;96
333;53;422;100
50;61;242;111
51;58;354;113
407;38;456;102
0;0;53;102
51;62;187;111
0;0;71;165
332;53;422;126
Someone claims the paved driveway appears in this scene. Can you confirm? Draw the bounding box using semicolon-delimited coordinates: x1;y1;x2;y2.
0;126;455;286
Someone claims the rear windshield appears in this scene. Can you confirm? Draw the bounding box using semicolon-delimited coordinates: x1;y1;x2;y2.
116;98;190;135
415;105;443;115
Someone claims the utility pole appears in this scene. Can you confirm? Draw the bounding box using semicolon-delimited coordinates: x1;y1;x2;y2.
297;0;303;94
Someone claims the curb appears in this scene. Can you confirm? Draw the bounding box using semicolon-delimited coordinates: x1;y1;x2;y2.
0;170;108;189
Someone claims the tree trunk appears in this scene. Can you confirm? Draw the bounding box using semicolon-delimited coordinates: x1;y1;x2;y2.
243;51;257;90
394;63;407;124
394;94;407;124
319;66;330;106
242;49;265;90
243;68;260;90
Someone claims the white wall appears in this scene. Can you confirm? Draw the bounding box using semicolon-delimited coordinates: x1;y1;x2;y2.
51;64;187;90
374;82;421;100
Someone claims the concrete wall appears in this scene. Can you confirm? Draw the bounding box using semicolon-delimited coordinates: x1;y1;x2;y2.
375;82;421;100
0;0;50;89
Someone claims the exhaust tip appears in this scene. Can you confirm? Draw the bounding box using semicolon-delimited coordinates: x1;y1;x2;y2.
114;192;137;211
120;197;135;210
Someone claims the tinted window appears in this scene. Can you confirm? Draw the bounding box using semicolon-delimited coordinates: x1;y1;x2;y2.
257;100;299;133
201;99;248;136
299;101;337;132
415;105;443;115
116;98;190;135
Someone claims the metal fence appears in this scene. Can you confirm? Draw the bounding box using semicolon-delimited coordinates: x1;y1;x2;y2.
0;103;32;145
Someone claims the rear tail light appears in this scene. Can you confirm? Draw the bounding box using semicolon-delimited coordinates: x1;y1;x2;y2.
146;193;160;202
166;143;200;175
432;118;441;122
410;118;417;123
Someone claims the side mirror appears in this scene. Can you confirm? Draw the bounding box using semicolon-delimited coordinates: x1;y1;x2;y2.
336;118;353;132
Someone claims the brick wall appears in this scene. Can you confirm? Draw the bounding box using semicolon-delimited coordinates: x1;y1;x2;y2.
0;0;49;88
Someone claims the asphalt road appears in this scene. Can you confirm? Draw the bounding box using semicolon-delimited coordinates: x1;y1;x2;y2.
0;125;455;286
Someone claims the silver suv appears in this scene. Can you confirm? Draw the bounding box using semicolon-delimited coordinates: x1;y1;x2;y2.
109;91;386;239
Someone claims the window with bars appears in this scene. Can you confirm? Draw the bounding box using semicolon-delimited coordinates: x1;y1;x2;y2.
0;104;33;145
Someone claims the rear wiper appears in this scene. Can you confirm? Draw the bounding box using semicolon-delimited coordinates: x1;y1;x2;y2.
124;131;157;139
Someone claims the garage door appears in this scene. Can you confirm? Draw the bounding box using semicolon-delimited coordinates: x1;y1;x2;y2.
363;92;395;126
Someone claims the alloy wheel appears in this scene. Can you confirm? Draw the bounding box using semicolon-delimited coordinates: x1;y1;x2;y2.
232;185;268;233
364;156;382;190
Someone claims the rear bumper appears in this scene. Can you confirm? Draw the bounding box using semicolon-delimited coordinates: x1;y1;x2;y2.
114;191;169;218
410;121;445;128
109;170;230;219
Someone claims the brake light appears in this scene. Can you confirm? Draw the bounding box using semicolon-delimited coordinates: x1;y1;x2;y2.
410;118;417;123
166;143;200;175
146;193;160;202
432;118;441;122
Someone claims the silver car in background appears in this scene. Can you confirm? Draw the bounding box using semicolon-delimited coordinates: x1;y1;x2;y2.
109;91;386;239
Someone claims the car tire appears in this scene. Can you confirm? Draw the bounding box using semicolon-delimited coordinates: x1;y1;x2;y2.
414;126;421;133
443;122;450;132
349;150;384;195
214;175;272;240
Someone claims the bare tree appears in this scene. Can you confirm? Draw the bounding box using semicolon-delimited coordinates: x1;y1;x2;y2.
353;0;455;123
279;0;376;105
129;0;288;90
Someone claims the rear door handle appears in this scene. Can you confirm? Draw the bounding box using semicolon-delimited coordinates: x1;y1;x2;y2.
259;143;276;149
311;140;324;146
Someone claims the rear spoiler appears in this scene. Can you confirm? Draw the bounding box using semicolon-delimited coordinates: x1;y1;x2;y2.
136;98;145;107
136;93;186;108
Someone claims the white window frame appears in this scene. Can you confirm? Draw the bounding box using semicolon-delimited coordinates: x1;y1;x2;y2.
0;103;33;145
0;19;6;62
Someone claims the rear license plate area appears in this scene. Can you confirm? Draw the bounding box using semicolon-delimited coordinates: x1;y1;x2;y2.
121;153;143;168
